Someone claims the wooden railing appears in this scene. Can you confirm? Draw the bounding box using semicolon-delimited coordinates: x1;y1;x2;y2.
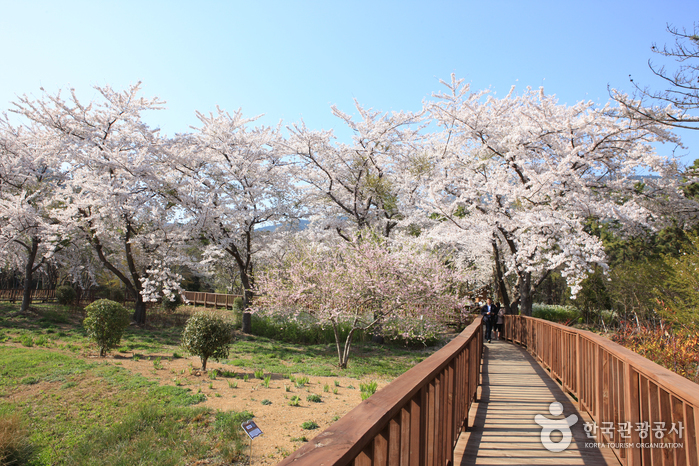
505;315;699;466
182;291;242;309
278;318;483;466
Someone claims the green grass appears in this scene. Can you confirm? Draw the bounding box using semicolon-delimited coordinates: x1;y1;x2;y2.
226;334;429;379
0;346;244;465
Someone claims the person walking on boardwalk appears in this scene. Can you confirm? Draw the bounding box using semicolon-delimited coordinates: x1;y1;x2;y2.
494;303;505;340
481;298;498;343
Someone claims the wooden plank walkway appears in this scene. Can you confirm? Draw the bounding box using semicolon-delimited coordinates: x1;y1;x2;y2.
453;339;621;465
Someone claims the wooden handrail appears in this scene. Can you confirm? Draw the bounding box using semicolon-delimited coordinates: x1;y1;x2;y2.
505;315;699;466
278;318;483;465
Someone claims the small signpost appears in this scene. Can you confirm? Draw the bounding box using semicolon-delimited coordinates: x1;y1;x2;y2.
241;420;262;464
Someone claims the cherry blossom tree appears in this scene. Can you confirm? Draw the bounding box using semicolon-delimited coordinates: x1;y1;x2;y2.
11;84;186;324
0;118;69;312
419;76;683;315
283;102;425;240
251;235;464;368
171;108;300;332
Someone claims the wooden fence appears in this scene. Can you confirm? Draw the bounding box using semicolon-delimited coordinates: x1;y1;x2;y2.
505;315;699;466
278;318;483;466
182;291;242;309
0;289;56;302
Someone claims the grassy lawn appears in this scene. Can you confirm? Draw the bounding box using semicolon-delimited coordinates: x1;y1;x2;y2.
0;302;442;465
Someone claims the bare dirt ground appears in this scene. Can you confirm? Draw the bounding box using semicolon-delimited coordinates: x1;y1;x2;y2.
99;351;391;465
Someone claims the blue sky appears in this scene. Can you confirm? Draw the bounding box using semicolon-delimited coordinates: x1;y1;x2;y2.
2;1;698;163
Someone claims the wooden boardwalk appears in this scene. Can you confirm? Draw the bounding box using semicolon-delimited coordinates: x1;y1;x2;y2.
453;339;621;465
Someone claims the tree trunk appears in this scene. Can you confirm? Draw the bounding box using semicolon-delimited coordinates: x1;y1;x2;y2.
491;239;512;310
519;271;533;316
132;296;147;325
20;237;40;313
240;269;254;334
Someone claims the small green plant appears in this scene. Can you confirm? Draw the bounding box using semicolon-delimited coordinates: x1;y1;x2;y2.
181;312;236;371
285;385;291;392
133;355;141;362
291;436;308;442
347;385;355;390
323;384;329;393
288;395;300;407
152;357;162;370
209;370;218;380
208;382;214;389
254;369;264;379
228;380;238;389
332;388;338;395
20;334;34;347
83;299;130;357
34;335;49;347
301;421;319;430
243;374;249;382
172;352;182;359
174;378;182;386
360;381;378;400
261;399;272;405
306;394;322;403
295;376;309;388
334;380;340;387
262;376;271;388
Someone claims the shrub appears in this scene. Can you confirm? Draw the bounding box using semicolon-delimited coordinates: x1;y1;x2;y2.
306;394;322;403
161;293;182;312
232;297;245;311
56;285;77;305
181;312;235;371
83;299;131;357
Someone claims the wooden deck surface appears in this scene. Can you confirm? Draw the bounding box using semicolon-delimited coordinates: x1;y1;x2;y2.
453;339;621;465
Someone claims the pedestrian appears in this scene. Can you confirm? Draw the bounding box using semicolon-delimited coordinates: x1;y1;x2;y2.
494;304;506;340
481;297;497;343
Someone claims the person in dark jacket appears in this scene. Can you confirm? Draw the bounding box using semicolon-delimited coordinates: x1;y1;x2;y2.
481;298;498;343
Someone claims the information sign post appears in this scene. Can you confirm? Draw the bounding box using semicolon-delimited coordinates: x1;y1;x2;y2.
241;420;263;464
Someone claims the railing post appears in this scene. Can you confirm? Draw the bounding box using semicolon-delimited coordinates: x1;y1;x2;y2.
576;332;582;411
624;363;641;466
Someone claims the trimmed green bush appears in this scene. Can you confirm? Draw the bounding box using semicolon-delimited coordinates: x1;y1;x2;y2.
181;312;235;371
56;285;77;305
83;299;131;357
